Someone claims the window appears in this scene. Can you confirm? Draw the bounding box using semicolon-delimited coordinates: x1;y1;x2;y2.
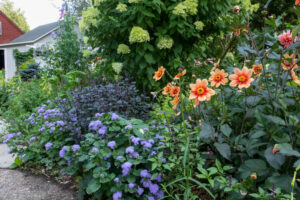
0;22;2;35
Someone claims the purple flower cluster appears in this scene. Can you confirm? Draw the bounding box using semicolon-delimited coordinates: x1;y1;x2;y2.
125;146;139;158
88;120;102;131
26;113;36;124
124;124;133;130
88;120;108;136
91;147;99;153
107;141;116;150
117;156;123;161
113;191;122;200
72;144;80;152
98;126;107;135
128;183;136;189
121;162;132;176
130;136;140;145
29;136;36;142
3;133;15;144
111;113;119;120
141;140;152;148
41;108;62;120
45;142;53;151
140;177;164;199
59;146;67;158
114;177;119;183
95;113;104;117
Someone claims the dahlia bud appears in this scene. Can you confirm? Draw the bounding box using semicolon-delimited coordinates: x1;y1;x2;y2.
233;5;240;13
250;172;257;180
272;144;279;154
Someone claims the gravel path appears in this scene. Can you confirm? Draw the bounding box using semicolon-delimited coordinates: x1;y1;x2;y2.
0;169;76;200
0;119;77;200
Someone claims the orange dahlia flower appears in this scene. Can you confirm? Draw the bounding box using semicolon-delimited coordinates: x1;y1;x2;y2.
290;69;300;85
189;79;216;106
229;67;254;89
296;0;300;6
252;64;263;75
174;69;186;80
170;86;180;97
153;66;165;81
209;69;228;87
162;83;172;95
171;96;179;109
232;27;241;36
281;54;298;70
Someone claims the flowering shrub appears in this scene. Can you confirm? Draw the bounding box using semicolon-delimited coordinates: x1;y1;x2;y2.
151;5;300;199
5;110;167;199
80;0;231;90
60;113;166;199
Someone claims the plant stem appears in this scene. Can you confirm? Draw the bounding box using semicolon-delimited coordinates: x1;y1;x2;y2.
240;90;247;134
274;54;283;101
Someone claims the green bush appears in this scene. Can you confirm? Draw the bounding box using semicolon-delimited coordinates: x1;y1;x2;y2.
80;0;232;91
1;77;51;129
6;110;167;200
41;13;84;75
150;11;300;199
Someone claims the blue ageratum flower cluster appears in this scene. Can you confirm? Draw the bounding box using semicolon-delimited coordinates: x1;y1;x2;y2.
80;113;167;199
7;110;167;200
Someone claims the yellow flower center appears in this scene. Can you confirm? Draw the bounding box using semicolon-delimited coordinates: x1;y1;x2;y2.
196;87;205;95
157;71;162;76
238;75;246;82
215;75;221;81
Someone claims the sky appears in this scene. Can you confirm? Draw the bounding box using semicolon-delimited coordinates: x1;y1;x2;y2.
10;0;64;30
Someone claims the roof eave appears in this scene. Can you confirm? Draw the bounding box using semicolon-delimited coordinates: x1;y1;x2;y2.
0;26;59;48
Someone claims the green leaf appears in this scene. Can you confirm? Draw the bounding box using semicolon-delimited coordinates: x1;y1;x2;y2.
264;147;285;169
277;143;300;157
286;41;300;51
293;160;300;168
144;53;155;64
267;174;293;193
199;122;214;139
86;179;101;194
245;159;267;170
264;115;285;126
239;159;268;179
14;157;23;166
250;130;266;139
246;96;262;106
220;124;232;137
268;52;281;60
214;143;231;160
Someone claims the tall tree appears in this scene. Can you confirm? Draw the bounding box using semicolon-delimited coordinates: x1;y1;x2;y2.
62;0;90;16
0;0;30;32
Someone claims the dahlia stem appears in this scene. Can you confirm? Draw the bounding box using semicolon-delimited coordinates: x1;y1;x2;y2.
240;90;247;134
274;54;283;101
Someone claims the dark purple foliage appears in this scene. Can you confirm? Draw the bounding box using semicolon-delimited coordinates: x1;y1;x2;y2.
56;80;151;141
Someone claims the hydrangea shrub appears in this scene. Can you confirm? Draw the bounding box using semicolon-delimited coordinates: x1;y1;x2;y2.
80;0;231;90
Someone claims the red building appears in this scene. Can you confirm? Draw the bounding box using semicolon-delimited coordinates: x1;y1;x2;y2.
0;11;23;70
0;11;24;44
